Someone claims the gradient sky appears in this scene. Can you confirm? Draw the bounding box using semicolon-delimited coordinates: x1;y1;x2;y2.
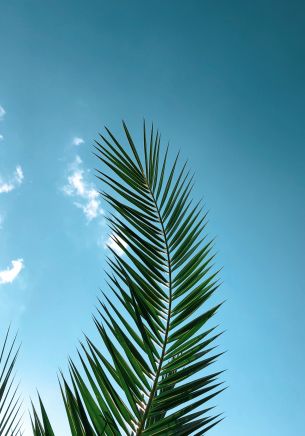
0;1;305;434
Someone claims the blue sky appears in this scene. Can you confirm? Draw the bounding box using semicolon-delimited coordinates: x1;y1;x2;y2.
1;0;305;434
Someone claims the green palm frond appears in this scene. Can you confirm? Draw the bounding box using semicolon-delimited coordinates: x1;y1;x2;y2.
30;394;55;436
0;326;22;435
33;121;225;435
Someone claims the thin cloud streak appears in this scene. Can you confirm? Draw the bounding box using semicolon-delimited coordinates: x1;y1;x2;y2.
15;166;24;184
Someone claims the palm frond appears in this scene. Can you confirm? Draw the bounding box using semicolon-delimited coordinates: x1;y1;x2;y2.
33;121;225;435
31;394;55;436
0;326;23;435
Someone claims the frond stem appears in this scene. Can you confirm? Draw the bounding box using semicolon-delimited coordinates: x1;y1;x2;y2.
135;182;172;435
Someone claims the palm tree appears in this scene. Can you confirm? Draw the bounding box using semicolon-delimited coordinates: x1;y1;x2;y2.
0;326;22;435
32;121;225;435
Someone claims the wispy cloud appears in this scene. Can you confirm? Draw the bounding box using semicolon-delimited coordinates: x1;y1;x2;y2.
0;134;3;141
0;105;5;121
0;165;24;194
63;154;128;256
0;259;24;285
63;155;104;221
104;233;128;257
72;137;84;146
0;182;14;194
15;165;24;184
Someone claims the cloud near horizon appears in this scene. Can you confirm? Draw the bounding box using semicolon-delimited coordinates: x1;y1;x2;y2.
63;155;104;221
0;165;24;194
0;259;24;285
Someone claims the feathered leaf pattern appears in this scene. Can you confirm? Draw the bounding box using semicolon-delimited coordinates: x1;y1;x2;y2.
33;122;224;435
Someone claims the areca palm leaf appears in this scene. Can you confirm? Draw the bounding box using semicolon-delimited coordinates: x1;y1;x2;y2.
0;326;22;435
33;122;224;435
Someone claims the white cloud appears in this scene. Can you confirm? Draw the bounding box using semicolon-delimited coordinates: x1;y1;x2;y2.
15;165;24;184
0;165;24;194
104;233;128;257
0;182;15;194
63;155;104;221
72;137;84;146
0;259;24;285
0;105;5;121
0;134;3;141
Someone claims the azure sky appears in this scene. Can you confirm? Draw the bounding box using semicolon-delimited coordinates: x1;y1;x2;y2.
0;1;305;435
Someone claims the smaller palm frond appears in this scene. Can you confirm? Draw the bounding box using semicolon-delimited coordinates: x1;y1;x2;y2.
30;394;55;436
0;326;23;435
